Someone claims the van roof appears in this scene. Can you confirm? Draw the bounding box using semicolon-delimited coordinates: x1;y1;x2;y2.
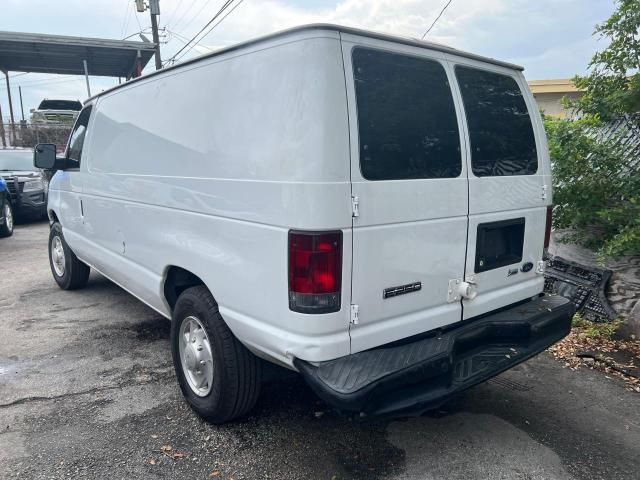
87;24;524;102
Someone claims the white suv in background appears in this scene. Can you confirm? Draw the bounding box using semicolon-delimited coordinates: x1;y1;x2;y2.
31;99;82;125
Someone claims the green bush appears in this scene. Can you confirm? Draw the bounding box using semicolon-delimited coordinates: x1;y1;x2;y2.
545;113;640;257
544;0;640;258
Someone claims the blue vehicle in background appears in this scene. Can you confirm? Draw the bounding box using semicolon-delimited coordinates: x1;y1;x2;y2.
0;175;13;237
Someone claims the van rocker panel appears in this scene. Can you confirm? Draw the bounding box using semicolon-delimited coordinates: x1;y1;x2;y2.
294;294;574;416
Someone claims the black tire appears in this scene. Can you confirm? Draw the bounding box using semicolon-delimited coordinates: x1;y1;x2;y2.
48;222;90;290
0;201;13;237
171;285;262;424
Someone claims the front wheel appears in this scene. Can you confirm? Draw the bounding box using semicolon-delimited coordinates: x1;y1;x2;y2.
48;222;90;290
0;202;13;237
171;286;262;423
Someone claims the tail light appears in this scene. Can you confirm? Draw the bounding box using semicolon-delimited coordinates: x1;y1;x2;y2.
544;206;553;249
288;231;342;314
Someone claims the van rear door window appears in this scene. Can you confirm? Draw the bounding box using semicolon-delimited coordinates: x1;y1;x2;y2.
455;66;538;177
352;47;461;180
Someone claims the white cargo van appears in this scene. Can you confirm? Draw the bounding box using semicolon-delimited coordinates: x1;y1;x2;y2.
34;25;574;423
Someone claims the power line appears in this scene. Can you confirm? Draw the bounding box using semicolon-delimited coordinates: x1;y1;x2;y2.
176;0;219;36
421;0;454;39
134;7;144;32
120;0;132;38
171;0;200;31
173;0;244;63
166;28;214;51
0;76;84;91
164;0;185;26
193;0;244;44
166;0;234;63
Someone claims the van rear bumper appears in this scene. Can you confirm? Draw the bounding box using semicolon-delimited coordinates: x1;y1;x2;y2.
294;294;574;417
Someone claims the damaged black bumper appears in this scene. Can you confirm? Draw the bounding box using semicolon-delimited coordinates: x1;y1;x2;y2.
295;294;574;417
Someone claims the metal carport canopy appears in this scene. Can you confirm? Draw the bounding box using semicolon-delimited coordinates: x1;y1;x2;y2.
0;30;156;78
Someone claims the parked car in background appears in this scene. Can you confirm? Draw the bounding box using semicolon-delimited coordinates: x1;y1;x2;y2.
0;176;13;237
31;99;82;125
0;148;48;220
35;24;574;423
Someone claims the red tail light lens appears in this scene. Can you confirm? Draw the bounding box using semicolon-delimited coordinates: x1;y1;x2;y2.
544;206;553;249
288;231;342;314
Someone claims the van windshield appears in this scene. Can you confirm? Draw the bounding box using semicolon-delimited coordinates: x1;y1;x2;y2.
38;100;83;111
455;67;538;177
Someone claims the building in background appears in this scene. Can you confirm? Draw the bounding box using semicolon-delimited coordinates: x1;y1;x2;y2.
528;79;584;118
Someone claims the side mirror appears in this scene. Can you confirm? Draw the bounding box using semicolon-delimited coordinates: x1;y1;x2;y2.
34;143;58;169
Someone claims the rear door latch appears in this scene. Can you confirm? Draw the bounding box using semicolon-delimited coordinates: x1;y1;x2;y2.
447;279;478;302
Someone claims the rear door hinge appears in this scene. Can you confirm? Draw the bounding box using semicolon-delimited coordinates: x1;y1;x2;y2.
350;304;359;325
541;184;548;201
351;195;359;218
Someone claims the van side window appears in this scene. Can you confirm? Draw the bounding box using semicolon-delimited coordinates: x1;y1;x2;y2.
353;48;462;180
455;67;537;177
66;105;93;168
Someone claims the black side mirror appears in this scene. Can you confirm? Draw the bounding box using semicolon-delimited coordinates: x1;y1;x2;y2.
34;143;58;169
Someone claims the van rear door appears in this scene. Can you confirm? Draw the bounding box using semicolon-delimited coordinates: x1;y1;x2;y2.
450;62;548;319
341;38;470;354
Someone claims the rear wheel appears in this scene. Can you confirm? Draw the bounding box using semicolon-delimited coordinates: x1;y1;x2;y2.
48;222;90;290
0;202;13;237
171;285;262;423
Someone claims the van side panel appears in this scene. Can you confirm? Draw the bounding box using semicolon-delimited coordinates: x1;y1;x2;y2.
81;32;352;365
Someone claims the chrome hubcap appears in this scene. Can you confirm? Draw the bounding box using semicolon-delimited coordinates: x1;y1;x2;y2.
179;316;214;397
51;235;65;277
4;204;12;231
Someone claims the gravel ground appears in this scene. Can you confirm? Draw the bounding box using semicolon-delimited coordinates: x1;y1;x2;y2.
1;222;639;480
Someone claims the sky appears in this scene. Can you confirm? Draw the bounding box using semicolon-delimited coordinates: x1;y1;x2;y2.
0;0;616;122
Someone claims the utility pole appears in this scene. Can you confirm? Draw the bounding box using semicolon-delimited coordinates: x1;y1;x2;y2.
2;70;16;144
18;86;25;123
137;0;162;70
0;101;6;148
83;59;92;97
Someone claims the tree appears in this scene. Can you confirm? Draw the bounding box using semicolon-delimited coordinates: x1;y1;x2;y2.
545;0;640;257
573;0;640;120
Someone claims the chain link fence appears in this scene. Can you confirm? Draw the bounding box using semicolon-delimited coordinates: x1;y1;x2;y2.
1;122;72;153
596;113;640;175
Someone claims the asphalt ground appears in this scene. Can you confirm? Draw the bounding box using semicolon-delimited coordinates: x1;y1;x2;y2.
1;222;639;480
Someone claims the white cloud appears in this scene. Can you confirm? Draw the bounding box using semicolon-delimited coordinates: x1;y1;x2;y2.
0;0;616;119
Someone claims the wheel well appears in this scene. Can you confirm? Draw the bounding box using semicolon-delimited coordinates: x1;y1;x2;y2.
163;266;205;311
48;210;59;225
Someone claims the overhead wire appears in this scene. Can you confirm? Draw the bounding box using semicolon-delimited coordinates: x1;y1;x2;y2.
164;0;185;27
191;0;244;46
134;6;144;32
120;0;133;38
421;0;454;39
175;0;218;35
170;0;200;31
0;76;84;91
166;0;235;64
166;28;215;52
172;0;244;63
